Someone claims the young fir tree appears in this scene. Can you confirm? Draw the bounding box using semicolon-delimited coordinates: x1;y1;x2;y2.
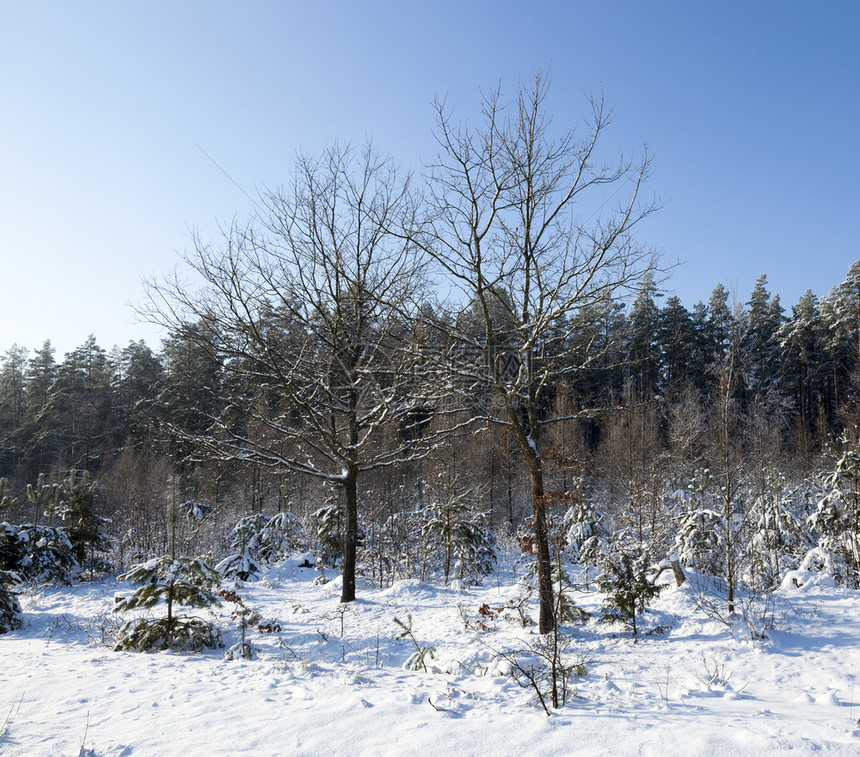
519;500;586;625
421;477;496;584
216;514;269;581
597;549;663;638
1;521;76;584
746;469;808;590
0;478;14;519
314;485;345;568
114;481;220;652
673;469;724;576
562;487;606;585
0;568;22;633
59;471;113;577
808;430;860;586
26;474;60;527
256;512;304;563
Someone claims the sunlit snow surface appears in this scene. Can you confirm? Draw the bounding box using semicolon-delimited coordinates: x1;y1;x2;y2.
2;556;860;755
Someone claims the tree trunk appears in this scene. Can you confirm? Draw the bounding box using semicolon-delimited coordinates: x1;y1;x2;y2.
525;451;555;634
341;465;358;603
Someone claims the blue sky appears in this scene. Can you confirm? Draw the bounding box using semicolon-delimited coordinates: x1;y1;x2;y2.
1;1;858;357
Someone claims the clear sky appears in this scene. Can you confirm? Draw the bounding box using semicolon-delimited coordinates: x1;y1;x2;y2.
1;1;858;358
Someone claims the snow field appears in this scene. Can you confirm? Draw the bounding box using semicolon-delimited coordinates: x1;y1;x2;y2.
2;557;860;755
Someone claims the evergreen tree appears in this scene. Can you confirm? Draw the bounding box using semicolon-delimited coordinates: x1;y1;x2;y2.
597;548;663;638
0;521;76;583
687;300;712;391
562;493;605;588
26;473;60;527
216;513;269;581
113;340;164;450
562;496;605;566
706;283;734;363
114;488;221;652
314;485;346;568
113;555;221;652
0;345;30;477
0;568;22;633
256;511;304;562
42;336;114;472
746;468;808;590
808;429;860;586
673;468;723;575
777;290;826;436
24;340;57;472
742;275;783;400
157;324;224;463
58;470;113;576
421;477;496;584
658;295;695;399
832;260;860;371
627;273;661;399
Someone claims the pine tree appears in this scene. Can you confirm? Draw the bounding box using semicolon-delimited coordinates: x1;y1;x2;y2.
808;430;860;586
746;468;808;590
777;291;825;437
113;340;164;450
215;514;269;581
256;511;304;562
314;485;346;568
113;555;221;652
0;345;30;477
43;336;114;471
114;486;221;652
24;341;57;473
0;568;22;633
562;497;605;567
742;275;783;400
627;273;661;399
658;296;695;399
421;477;496;584
706;283;734;364
673;469;723;575
58;471;113;576
0;521;76;583
597;548;663;638
26;473;59;527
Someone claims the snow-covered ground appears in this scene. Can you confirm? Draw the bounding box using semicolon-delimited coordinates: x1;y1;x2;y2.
3;558;860;756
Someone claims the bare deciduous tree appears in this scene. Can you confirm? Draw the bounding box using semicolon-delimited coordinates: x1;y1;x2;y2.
413;72;660;632
144;144;430;603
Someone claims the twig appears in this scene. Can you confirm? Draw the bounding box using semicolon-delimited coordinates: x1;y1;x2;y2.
427;696;454;713
0;695;24;739
78;711;90;756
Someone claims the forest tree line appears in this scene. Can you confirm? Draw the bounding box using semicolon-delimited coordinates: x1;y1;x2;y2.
0;262;858;539
3;76;860;634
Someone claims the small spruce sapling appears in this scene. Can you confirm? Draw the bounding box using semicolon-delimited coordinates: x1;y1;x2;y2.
421;475;497;584
113;485;221;652
597;550;663;638
113;555;221;652
0;478;14;518
0;521;76;584
562;496;606;589
673;469;724;576
59;471;113;577
809;430;860;586
216;514;268;581
26;474;59;527
0;569;22;633
394;614;436;672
